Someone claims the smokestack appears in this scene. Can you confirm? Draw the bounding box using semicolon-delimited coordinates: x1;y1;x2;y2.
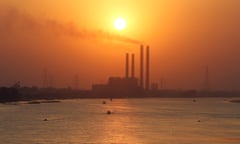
146;45;150;90
125;53;129;78
131;53;135;78
140;45;144;88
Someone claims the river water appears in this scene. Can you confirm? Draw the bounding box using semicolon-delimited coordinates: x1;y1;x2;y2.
0;98;240;144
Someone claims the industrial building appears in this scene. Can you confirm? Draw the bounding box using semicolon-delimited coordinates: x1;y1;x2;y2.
92;45;150;97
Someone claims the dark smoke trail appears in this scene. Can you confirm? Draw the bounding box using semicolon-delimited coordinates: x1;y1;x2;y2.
0;7;142;45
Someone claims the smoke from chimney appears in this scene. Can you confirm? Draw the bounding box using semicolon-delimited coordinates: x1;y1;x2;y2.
0;7;142;45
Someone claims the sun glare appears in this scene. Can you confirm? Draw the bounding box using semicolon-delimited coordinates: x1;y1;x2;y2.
114;18;126;31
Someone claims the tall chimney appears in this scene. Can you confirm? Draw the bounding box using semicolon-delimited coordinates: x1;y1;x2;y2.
125;53;129;78
131;53;135;78
140;45;144;88
146;46;150;90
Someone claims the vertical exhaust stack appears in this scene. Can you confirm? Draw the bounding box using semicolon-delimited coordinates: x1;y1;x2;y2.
131;53;135;78
140;45;144;88
125;53;129;79
146;45;150;90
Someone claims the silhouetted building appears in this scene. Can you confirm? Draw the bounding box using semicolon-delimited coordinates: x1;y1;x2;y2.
92;44;151;97
92;50;144;97
92;77;142;97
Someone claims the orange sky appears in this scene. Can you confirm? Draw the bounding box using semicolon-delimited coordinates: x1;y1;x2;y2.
0;0;240;90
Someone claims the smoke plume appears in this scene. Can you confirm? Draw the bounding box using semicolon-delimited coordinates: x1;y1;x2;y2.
0;7;142;45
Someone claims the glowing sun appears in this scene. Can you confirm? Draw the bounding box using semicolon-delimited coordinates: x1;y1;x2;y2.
114;18;126;30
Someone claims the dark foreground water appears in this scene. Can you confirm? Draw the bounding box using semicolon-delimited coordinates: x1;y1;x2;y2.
0;98;240;144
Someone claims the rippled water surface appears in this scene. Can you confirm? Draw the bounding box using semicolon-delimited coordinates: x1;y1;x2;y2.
0;98;240;144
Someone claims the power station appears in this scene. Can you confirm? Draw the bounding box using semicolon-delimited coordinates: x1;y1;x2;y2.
92;45;150;97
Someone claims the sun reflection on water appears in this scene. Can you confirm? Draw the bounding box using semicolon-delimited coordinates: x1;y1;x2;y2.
98;99;141;143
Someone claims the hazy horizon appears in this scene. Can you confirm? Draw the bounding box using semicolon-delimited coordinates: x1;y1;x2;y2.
0;0;240;90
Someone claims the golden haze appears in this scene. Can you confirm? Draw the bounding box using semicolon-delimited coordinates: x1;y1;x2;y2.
0;0;240;90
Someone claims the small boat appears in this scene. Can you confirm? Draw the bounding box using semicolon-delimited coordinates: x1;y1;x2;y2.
106;110;112;114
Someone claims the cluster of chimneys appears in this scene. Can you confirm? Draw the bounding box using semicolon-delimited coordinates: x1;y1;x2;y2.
125;45;150;90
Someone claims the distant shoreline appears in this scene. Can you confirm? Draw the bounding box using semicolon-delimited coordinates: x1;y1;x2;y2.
1;95;240;104
1;86;240;103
